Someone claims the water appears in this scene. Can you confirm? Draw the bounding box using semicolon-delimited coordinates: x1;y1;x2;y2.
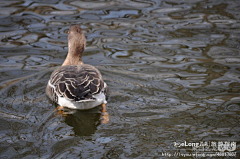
0;0;239;158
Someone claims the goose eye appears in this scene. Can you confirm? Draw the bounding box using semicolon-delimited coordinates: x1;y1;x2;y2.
67;30;70;34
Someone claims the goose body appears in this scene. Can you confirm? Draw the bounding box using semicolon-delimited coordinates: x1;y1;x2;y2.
46;25;108;110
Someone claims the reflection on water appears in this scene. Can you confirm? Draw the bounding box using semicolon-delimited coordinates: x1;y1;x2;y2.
0;0;239;158
63;107;102;136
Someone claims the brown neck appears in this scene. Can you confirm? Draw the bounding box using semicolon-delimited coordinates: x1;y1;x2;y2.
62;44;84;66
62;25;86;66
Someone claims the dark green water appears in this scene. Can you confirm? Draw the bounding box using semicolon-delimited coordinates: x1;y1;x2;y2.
0;0;239;158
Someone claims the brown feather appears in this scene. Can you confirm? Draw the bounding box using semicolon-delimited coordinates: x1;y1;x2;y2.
46;64;105;102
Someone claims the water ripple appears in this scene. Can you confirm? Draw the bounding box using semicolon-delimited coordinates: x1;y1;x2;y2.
0;0;240;158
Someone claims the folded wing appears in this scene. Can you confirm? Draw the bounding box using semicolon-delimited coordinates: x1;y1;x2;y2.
48;65;104;103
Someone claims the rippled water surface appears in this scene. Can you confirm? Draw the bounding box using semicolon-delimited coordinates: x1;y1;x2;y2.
0;0;240;158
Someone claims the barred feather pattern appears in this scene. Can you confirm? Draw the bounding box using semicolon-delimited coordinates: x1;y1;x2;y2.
46;64;106;104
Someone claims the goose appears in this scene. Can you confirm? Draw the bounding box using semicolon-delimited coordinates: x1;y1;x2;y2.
46;25;108;122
